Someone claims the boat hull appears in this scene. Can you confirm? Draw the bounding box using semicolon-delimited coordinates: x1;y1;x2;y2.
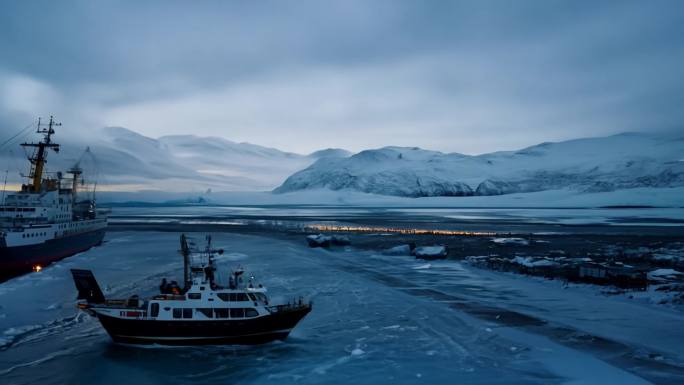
0;229;106;281
95;305;312;345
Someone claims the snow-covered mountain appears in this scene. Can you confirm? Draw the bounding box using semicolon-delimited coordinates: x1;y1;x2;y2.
308;148;353;159
4;127;681;197
275;133;684;197
0;127;350;192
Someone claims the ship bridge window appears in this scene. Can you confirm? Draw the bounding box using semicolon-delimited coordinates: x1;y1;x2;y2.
188;293;201;300
216;293;250;302
196;308;213;318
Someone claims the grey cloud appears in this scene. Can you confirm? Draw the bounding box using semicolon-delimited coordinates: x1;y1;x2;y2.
0;0;682;154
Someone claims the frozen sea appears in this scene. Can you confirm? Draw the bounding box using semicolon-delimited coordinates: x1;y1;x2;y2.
1;206;684;385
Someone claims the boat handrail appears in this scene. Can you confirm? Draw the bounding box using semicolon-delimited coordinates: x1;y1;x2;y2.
266;297;311;313
152;294;186;301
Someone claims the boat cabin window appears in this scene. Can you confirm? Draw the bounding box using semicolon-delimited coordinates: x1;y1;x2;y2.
230;308;244;318
245;308;258;318
237;293;249;301
216;293;230;301
214;308;229;318
254;293;268;303
247;293;256;301
173;308;182;319
188;293;201;300
150;303;159;317
196;308;213;318
173;308;193;319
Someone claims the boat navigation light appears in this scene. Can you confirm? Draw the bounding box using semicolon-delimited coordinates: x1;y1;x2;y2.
33;265;42;272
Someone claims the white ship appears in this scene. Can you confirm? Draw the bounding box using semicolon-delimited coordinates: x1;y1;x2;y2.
0;116;107;280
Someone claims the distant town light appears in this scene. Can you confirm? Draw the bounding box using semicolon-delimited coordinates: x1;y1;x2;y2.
305;224;500;237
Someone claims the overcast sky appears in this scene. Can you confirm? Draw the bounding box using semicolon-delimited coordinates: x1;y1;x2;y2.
1;0;682;155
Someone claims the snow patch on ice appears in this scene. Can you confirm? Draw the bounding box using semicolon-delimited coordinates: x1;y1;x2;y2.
214;252;249;262
414;245;447;259
0;324;42;349
350;348;365;356
43;303;61;311
382;244;412;256
382;324;401;330
647;269;684;282
511;256;560;268
492;237;530;246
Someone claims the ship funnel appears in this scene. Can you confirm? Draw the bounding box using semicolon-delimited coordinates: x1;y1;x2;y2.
70;269;106;303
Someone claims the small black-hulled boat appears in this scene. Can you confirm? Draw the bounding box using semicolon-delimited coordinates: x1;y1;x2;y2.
71;235;312;345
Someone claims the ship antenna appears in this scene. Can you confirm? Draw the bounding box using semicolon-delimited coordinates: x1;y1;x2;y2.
180;234;191;289
1;170;7;205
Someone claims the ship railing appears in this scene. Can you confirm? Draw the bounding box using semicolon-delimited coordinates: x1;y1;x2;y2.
1;219;51;229
152;294;186;301
104;299;127;306
2;225;50;232
95;295;145;307
266;296;311;314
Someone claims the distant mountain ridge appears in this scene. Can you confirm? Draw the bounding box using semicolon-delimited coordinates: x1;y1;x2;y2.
275;132;684;197
0;126;350;192
4;126;681;196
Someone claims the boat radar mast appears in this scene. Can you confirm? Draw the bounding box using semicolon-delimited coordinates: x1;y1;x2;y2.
20;116;61;193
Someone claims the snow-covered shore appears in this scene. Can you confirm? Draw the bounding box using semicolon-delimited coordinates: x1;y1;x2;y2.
100;186;684;210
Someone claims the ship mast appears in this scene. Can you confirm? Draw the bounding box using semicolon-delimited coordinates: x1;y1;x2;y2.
180;234;191;288
1;170;7;204
67;166;82;204
20;116;61;193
